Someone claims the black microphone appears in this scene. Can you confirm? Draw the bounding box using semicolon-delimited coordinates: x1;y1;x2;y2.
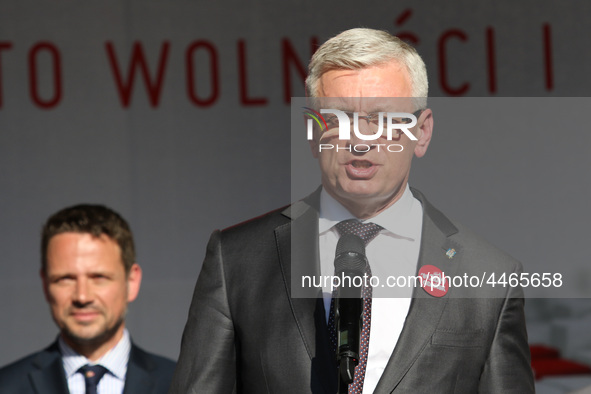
333;233;368;389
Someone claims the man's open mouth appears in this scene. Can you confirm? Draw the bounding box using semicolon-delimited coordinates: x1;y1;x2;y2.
350;160;372;169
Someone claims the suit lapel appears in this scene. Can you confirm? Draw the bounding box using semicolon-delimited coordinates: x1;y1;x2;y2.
277;193;337;394
29;343;69;394
123;345;155;394
278;188;462;393
374;189;464;393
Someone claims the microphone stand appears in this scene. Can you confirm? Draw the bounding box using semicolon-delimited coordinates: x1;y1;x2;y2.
333;234;367;394
336;293;362;393
338;357;356;393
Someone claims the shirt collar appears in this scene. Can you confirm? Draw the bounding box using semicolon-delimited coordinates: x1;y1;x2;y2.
59;328;131;381
319;184;418;239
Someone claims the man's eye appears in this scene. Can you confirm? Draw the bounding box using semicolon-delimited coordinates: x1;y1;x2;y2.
54;276;74;284
325;117;339;128
389;117;412;124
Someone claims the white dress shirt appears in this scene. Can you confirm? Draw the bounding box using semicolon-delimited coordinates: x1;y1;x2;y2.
318;185;423;394
59;328;131;394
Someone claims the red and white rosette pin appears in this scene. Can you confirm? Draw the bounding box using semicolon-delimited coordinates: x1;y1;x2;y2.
418;265;449;297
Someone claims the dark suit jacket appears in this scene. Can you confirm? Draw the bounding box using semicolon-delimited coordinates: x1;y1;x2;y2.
0;341;176;394
169;188;534;393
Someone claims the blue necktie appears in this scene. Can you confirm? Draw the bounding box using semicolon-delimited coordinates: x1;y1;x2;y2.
79;364;108;394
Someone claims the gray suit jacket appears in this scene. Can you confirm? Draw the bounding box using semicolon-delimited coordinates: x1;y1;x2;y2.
0;341;176;394
170;188;534;393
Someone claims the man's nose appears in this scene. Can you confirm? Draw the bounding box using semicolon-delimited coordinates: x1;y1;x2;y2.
73;278;93;305
346;118;379;151
353;115;378;136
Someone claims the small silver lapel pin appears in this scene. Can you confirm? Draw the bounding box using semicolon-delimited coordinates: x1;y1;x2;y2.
446;248;456;259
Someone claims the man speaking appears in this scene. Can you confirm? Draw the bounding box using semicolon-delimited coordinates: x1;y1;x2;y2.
170;28;534;393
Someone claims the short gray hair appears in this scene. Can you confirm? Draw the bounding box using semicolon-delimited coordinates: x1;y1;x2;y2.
306;28;428;109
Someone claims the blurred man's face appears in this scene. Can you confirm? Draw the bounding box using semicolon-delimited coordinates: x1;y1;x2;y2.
312;61;432;218
42;232;141;357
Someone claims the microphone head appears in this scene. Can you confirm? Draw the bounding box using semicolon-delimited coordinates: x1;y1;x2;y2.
334;234;367;275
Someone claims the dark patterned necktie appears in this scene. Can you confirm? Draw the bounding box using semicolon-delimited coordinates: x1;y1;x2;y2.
328;219;382;394
78;364;108;394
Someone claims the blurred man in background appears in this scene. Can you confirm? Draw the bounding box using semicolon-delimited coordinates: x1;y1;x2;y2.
0;204;175;394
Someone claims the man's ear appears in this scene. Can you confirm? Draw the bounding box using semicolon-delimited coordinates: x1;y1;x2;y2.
414;109;433;158
126;263;142;303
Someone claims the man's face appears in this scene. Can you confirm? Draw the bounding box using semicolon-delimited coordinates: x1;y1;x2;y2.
42;232;141;354
312;61;432;218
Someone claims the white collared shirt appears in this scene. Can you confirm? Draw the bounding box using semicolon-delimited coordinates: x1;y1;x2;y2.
318;185;423;394
59;328;131;394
